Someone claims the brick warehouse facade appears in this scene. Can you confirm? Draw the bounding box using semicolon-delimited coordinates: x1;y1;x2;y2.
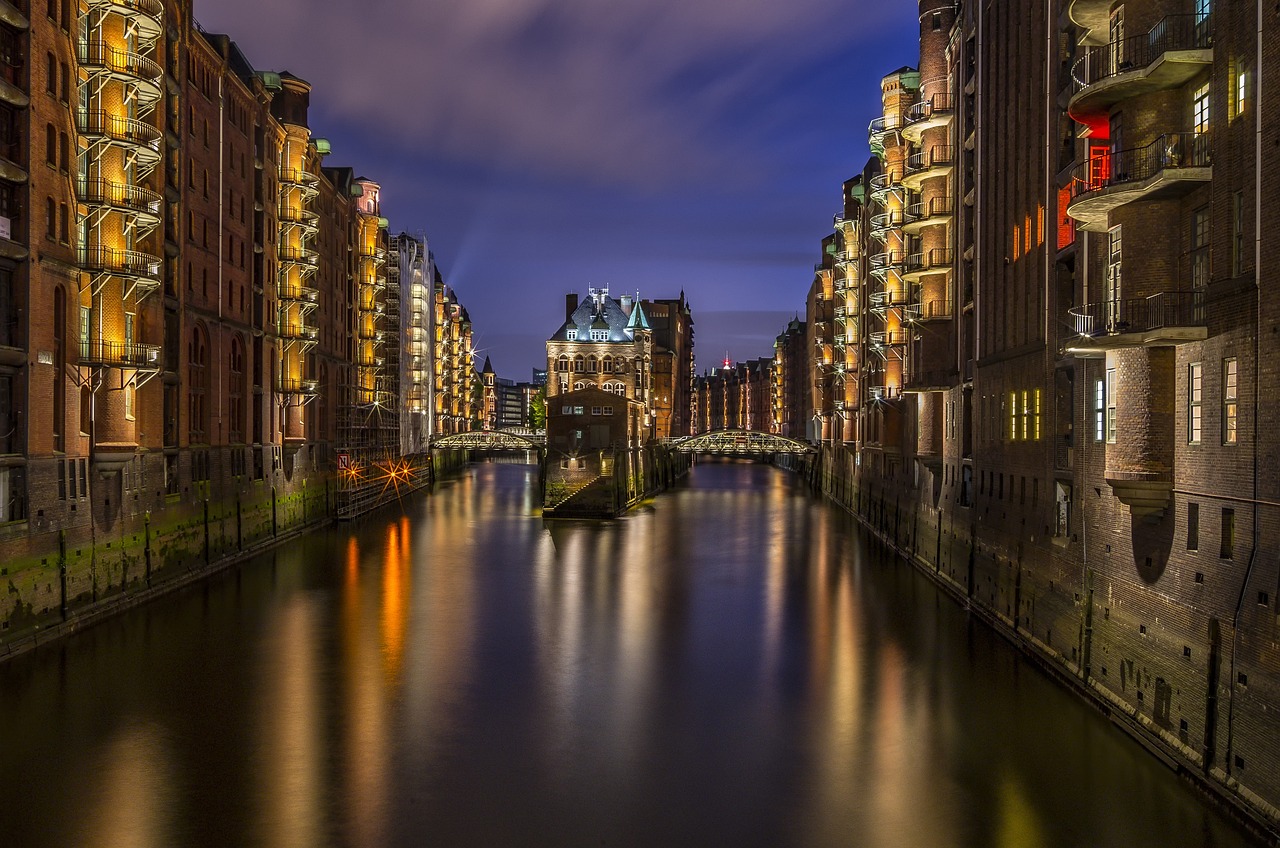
0;0;480;645
786;0;1280;831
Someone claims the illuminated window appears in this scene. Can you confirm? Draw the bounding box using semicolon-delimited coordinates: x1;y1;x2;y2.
1192;83;1210;136
1188;362;1202;444
1105;368;1117;444
1233;66;1248;120
590;329;608;342
566;329;577;340
1033;389;1042;440
1008;392;1018;441
1223;358;1238;444
1021;390;1030;440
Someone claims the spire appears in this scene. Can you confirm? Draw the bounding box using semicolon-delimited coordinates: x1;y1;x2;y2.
627;300;650;330
482;355;494;374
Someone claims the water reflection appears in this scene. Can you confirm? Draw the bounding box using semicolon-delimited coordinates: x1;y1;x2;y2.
0;461;1263;848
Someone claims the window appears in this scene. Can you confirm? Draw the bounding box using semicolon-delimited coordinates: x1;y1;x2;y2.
1188;362;1202;443
1220;507;1235;559
1192;82;1211;136
1191;207;1210;288
45;53;55;96
590;329;607;342
1105;368;1117;443
1187;502;1199;551
1231;191;1245;278
1008;392;1018;441
561;405;572;415
591;406;602;416
602;406;614;416
45;123;55;166
1232;65;1249;120
566;329;577;341
1222;358;1237;444
45;197;55;239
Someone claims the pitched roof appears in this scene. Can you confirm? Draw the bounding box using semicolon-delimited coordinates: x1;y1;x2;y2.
548;290;641;343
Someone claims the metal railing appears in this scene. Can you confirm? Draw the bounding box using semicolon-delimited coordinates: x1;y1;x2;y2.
1068;290;1206;336
278;377;318;395
904;248;953;275
79;339;161;367
77;110;162;150
906;94;954;125
78;179;162;214
869;252;905;273
278;167;320;186
279;284;319;304
903;299;954;322
905;195;955;222
77;41;163;84
278;323;318;341
78;246;161;276
1068;132;1211;200
905;145;955;175
1072;15;1213;93
91;0;164;20
278;245;318;264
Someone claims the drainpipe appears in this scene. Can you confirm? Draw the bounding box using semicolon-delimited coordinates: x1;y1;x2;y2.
217;72;225;437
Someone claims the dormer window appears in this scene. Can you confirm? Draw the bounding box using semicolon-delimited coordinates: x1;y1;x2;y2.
590;329;608;342
566;329;577;340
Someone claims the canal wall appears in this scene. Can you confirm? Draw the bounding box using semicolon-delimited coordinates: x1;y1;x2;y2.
795;445;1280;843
0;447;467;660
543;443;690;518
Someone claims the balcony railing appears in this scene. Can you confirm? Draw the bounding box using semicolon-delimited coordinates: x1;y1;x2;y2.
278;377;319;395
77;41;163;86
77;110;162;151
905;94;954;127
79;339;161;368
278;245;318;264
79;246;161;277
279;284;319;304
1071;15;1213;94
1068;290;1206;338
904;195;955;225
869;171;902;199
78;179;162;215
278;323;318;341
869;252;905;275
278;168;320;189
1068;132;1210;201
904;248;953;276
870;210;904;237
869;115;905;152
903;299;954;322
905;145;955;176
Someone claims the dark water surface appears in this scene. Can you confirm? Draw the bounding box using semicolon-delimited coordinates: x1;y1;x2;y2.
0;462;1260;847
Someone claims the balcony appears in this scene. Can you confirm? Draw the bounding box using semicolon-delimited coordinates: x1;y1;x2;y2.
78;179;162;226
79;246;162;280
869;251;905;280
79;339;161;369
902;145;954;191
903;248;953;282
834;212;860;235
869;170;903;203
869;210;904;240
903;196;954;234
901;94;954;143
357;325;381;340
869;288;909;312
278;323;318;344
278;245;318;266
279;284;319;305
1067;132;1211;231
903;299;954;323
277;204;319;233
903;367;958;393
1069;16;1213;121
868;115;905;155
869;329;909;353
278;168;320;199
1067;290;1206;348
88;0;163;39
77;41;163;104
278;377;319;396
77;110;162;163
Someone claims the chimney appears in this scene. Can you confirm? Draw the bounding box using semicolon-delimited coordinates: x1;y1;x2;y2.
566;293;578;321
619;294;633;315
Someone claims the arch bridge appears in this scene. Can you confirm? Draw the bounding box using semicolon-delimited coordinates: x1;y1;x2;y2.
432;429;545;451
669;430;815;456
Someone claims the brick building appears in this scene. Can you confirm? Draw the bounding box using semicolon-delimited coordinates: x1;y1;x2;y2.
640;292;694;439
0;0;479;633
795;0;1280;827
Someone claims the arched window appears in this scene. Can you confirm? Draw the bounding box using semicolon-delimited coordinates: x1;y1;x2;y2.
574;381;587;391
229;334;245;443
602;356;613;373
586;355;597;373
573;355;584;373
45;123;55;166
557;355;568;372
189;324;208;442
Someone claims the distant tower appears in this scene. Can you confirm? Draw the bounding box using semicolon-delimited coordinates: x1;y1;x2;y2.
481;356;497;430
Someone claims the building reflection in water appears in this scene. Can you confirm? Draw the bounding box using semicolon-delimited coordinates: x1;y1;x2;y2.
81;720;175;848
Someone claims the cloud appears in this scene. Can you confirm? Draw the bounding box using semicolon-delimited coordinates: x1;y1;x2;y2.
197;0;903;186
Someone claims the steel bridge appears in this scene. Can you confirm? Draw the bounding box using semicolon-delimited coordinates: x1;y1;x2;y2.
432;429;545;450
669;430;815;456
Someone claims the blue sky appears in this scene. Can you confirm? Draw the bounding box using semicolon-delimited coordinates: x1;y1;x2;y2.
198;0;919;380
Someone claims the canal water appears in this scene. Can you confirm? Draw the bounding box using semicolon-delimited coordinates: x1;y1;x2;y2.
0;462;1261;847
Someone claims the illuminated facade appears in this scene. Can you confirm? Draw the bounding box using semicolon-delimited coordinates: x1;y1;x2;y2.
639;293;694;439
546;288;654;443
0;0;476;639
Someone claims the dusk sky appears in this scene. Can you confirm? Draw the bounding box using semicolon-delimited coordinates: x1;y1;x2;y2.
197;1;919;381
